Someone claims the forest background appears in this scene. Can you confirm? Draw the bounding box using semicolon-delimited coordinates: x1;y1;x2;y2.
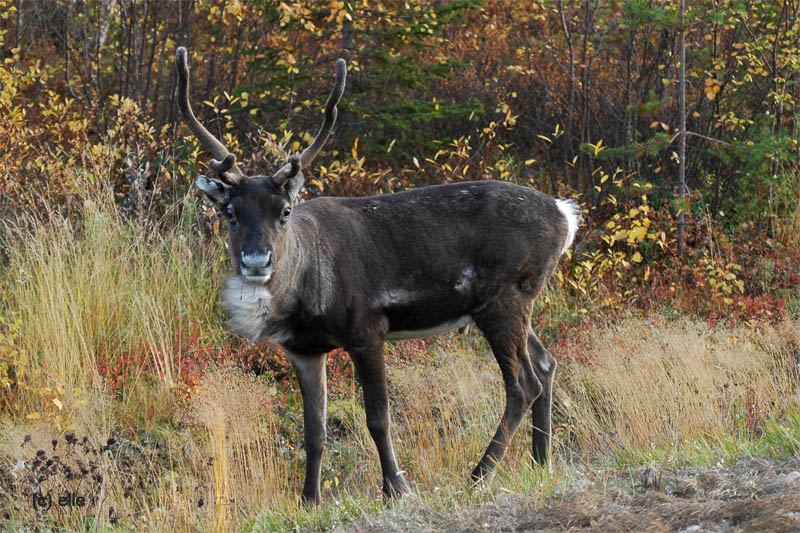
1;1;799;530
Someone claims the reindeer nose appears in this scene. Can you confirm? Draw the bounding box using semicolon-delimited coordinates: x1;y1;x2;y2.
241;250;273;272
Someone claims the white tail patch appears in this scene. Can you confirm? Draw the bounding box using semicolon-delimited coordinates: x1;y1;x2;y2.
555;199;581;255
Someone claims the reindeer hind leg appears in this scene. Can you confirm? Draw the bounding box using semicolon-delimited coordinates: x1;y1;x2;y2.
471;299;543;481
528;327;557;469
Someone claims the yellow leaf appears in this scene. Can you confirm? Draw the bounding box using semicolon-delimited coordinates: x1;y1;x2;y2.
594;139;604;155
351;137;359;159
536;134;551;143
632;251;643;263
412;157;420;168
52;398;63;410
26;412;41;420
629;226;647;242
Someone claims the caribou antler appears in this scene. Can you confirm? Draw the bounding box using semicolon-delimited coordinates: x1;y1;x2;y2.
300;58;347;167
175;47;244;185
273;58;347;185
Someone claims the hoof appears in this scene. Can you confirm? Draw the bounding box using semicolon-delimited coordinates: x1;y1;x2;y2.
382;472;412;501
300;491;321;506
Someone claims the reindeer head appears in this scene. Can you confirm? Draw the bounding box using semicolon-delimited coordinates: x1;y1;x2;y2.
175;48;346;283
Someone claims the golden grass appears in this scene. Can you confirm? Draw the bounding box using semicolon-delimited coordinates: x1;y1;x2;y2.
185;364;291;523
555;318;800;457
1;191;226;424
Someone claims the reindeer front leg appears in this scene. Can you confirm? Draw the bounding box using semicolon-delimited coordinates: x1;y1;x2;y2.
349;340;411;499
288;352;328;505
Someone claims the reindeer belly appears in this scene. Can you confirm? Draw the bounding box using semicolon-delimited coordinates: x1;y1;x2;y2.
377;284;474;340
385;314;472;340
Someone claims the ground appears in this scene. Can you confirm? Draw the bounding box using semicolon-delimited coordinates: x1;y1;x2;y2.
342;456;800;532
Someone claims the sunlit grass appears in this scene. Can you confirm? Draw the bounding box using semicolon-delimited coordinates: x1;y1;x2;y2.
554;317;800;456
607;410;800;471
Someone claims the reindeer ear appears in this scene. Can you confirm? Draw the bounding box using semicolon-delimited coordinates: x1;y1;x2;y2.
280;170;304;204
195;175;228;206
271;156;304;204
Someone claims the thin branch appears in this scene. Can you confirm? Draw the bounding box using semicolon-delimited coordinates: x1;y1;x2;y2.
669;131;752;149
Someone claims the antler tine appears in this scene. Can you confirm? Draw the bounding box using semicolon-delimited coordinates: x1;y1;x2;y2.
298;58;347;168
175;47;244;185
209;153;237;175
272;156;300;186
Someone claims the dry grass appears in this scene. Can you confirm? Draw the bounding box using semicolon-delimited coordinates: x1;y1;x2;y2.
1;183;226;422
184;364;291;523
1;191;799;531
555;317;800;458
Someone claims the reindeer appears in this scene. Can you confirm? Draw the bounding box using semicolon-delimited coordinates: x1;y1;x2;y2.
175;47;580;504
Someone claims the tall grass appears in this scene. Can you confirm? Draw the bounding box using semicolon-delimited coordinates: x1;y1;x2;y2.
1;188;227;423
555;318;800;458
185;364;292;527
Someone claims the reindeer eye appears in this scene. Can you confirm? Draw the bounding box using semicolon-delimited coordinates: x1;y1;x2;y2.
280;206;291;223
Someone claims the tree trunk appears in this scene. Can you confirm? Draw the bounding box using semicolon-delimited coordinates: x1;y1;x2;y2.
678;0;687;255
